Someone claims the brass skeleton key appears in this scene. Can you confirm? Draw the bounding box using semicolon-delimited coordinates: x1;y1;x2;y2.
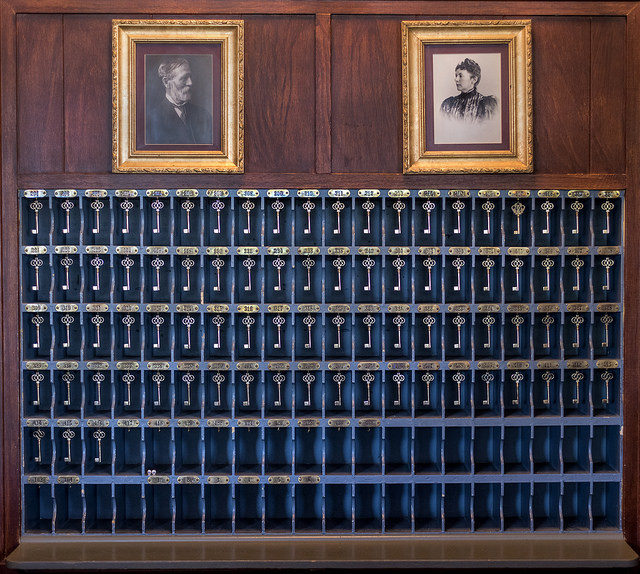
362;372;374;406
31;257;44;291
422;200;435;234
362;201;375;234
511;315;524;349
393;372;404;406
511;372;523;405
333;314;345;349
393;200;405;234
540;201;554;234
273;372;285;407
602;200;614;234
453;314;465;349
332;200;344;234
542;371;554;405
213;372;225;407
452;258;464;292
303;314;316;349
423;257;436;291
422;372;434;406
212;315;225;349
241;372;254;407
273;314;285;349
452;372;464;406
272;200;284;234
511;201;525;235
542;314;554;349
303;372;315;407
303;257;315;291
423;315;435;349
211;199;224;234
481;372;493;406
333;372;345;407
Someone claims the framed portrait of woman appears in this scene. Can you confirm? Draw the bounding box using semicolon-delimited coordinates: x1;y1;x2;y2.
402;20;532;173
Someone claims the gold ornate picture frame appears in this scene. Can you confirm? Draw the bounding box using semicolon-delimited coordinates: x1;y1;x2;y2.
402;20;532;173
112;19;243;173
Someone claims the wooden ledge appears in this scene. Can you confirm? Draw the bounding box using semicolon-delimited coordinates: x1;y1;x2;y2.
5;534;638;569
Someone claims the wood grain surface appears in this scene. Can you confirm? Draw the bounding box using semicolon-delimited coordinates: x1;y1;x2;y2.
16;172;628;190
331;16;402;173
590;17;626;174
244;15;316;173
64;15;114;173
5;1;637;16
16;14;64;173
531;17;591;174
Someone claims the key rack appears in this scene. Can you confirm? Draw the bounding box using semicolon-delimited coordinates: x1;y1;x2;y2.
19;187;623;536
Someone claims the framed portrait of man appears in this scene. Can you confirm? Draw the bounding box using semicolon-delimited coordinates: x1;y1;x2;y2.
402;20;532;173
112;20;243;173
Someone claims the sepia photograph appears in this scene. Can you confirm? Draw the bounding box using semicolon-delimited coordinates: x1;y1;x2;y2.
402;20;532;173
432;52;503;145
144;53;216;147
113;19;243;173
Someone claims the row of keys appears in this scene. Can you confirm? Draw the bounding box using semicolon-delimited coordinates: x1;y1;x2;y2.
25;196;621;247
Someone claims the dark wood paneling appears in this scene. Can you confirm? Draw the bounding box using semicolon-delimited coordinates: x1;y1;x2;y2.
532;17;591;173
623;4;640;553
2;2;21;560
331;16;401;173
16;14;64;173
315;13;331;174
244;15;315;173
591;17;626;174
17;172;626;191
330;16;609;176
13;13;628;179
64;15;113;173
6;1;637;16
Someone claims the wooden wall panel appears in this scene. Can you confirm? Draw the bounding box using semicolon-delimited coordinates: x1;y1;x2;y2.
14;13;629;178
331;16;401;173
16;14;64;173
64;15;113;173
532;17;591;173
591;17;626;174
244;15;316;173
331;16;603;176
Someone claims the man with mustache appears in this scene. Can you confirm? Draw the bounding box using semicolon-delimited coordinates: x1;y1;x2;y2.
146;56;213;145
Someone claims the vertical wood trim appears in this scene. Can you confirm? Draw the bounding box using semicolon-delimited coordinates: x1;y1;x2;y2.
623;4;640;553
315;13;331;174
0;0;20;560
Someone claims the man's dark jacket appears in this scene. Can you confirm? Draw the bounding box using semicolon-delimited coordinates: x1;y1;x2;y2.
146;98;214;145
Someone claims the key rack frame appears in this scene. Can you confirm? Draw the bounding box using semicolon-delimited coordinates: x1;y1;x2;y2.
16;187;625;538
3;1;640;569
